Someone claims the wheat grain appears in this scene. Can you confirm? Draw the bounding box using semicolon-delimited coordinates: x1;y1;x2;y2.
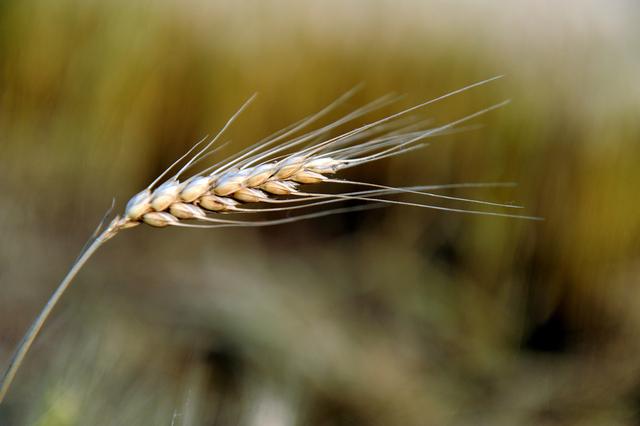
0;76;541;403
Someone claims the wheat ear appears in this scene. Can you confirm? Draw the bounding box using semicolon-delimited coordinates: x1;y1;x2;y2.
0;76;540;403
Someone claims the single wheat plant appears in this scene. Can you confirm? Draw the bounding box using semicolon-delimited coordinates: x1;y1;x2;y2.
0;76;540;403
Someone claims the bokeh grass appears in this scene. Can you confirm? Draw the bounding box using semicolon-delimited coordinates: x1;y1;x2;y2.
1;0;639;425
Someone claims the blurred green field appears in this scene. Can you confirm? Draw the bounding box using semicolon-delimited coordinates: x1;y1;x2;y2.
1;0;640;425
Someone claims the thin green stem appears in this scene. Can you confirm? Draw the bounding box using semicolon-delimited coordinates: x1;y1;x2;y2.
0;225;117;403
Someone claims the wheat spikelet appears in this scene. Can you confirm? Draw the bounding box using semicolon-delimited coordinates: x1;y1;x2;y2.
0;76;540;403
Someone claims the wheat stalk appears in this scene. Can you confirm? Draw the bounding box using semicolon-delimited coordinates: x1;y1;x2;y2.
0;76;539;403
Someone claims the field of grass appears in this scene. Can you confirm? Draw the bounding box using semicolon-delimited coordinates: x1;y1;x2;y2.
1;0;639;424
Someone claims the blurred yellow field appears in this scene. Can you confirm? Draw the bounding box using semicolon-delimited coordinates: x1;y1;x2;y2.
0;1;639;425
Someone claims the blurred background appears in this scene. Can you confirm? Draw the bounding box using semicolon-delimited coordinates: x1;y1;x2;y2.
1;0;639;424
